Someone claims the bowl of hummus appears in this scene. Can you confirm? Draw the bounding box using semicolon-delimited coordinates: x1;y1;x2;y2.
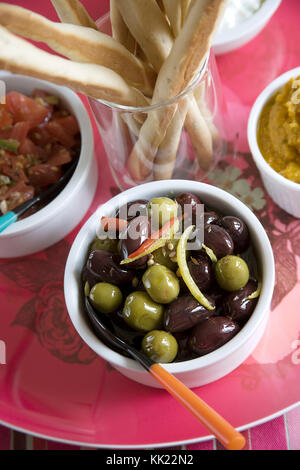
248;67;300;218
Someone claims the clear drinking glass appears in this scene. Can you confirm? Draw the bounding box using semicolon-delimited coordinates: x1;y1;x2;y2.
88;13;228;191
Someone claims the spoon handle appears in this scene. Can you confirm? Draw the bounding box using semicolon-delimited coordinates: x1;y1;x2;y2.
149;363;245;451
0;211;18;233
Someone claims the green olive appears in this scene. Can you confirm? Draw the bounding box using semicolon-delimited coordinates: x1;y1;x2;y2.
147;197;178;227
142;330;178;363
215;255;249;291
84;281;90;297
122;291;164;332
89;282;123;313
152;246;177;270
89;237;118;253
142;265;180;304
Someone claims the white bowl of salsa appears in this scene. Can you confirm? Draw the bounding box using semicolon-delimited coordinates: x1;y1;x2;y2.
0;71;97;258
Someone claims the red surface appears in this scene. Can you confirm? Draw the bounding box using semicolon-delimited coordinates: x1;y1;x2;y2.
0;0;299;449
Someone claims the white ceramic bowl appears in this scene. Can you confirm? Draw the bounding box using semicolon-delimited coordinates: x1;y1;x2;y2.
248;67;300;218
213;0;282;55
64;180;275;389
0;71;97;258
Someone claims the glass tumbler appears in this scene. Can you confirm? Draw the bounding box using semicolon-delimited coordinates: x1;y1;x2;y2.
89;13;228;191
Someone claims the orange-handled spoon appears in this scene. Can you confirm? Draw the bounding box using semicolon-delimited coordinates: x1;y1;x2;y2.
150;363;245;450
85;298;245;450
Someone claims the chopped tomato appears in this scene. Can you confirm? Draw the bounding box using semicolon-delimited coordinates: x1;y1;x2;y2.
46;122;75;147
6;91;50;129
0;127;13;140
46;116;79;147
28;125;54;146
0;89;80;217
0;104;13;128
0;179;35;210
47;147;72;166
56;115;80;136
19;138;41;156
9;122;30;145
0;122;30;146
27;164;62;188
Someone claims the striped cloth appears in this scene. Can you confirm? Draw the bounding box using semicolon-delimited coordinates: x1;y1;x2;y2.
1;406;299;450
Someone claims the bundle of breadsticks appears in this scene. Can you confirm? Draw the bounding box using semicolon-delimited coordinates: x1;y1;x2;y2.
0;0;226;181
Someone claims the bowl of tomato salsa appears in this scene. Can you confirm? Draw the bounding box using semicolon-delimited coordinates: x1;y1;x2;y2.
0;71;97;258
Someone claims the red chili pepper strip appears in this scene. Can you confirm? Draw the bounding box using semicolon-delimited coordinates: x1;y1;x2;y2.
128;217;178;259
100;216;128;232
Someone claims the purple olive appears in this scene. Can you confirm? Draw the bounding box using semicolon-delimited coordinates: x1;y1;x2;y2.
188;316;240;356
204;211;219;225
83;250;135;287
164;294;215;333
175;192;202;214
205;283;227;308
221;279;258;324
178;276;189;294
217;216;249;254
116;199;148;221
188;252;214;291
173;331;195;362
119;215;150;269
204;224;234;258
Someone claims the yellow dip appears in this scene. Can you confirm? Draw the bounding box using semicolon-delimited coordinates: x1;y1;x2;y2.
257;76;300;184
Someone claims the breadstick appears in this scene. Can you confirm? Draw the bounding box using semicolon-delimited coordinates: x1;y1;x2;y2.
156;0;165;11
127;0;226;180
0;26;149;107
121;113;142;139
52;0;145;136
184;95;213;170
167;0;219;148
162;0;182;37
110;1;148;73
0;3;156;97
153;97;189;180
154;0;226;100
110;0;136;53
194;81;220;144
153;93;213;176
118;0;214;174
181;0;192;25
117;0;174;73
127;104;178;180
51;0;98;30
161;2;215;166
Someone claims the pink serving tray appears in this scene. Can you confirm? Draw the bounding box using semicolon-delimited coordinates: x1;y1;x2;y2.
0;0;299;448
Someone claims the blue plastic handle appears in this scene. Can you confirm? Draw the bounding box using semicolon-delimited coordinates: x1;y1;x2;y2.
0;211;18;233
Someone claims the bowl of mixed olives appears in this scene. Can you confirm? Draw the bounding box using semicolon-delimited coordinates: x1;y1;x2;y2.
64;180;275;388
